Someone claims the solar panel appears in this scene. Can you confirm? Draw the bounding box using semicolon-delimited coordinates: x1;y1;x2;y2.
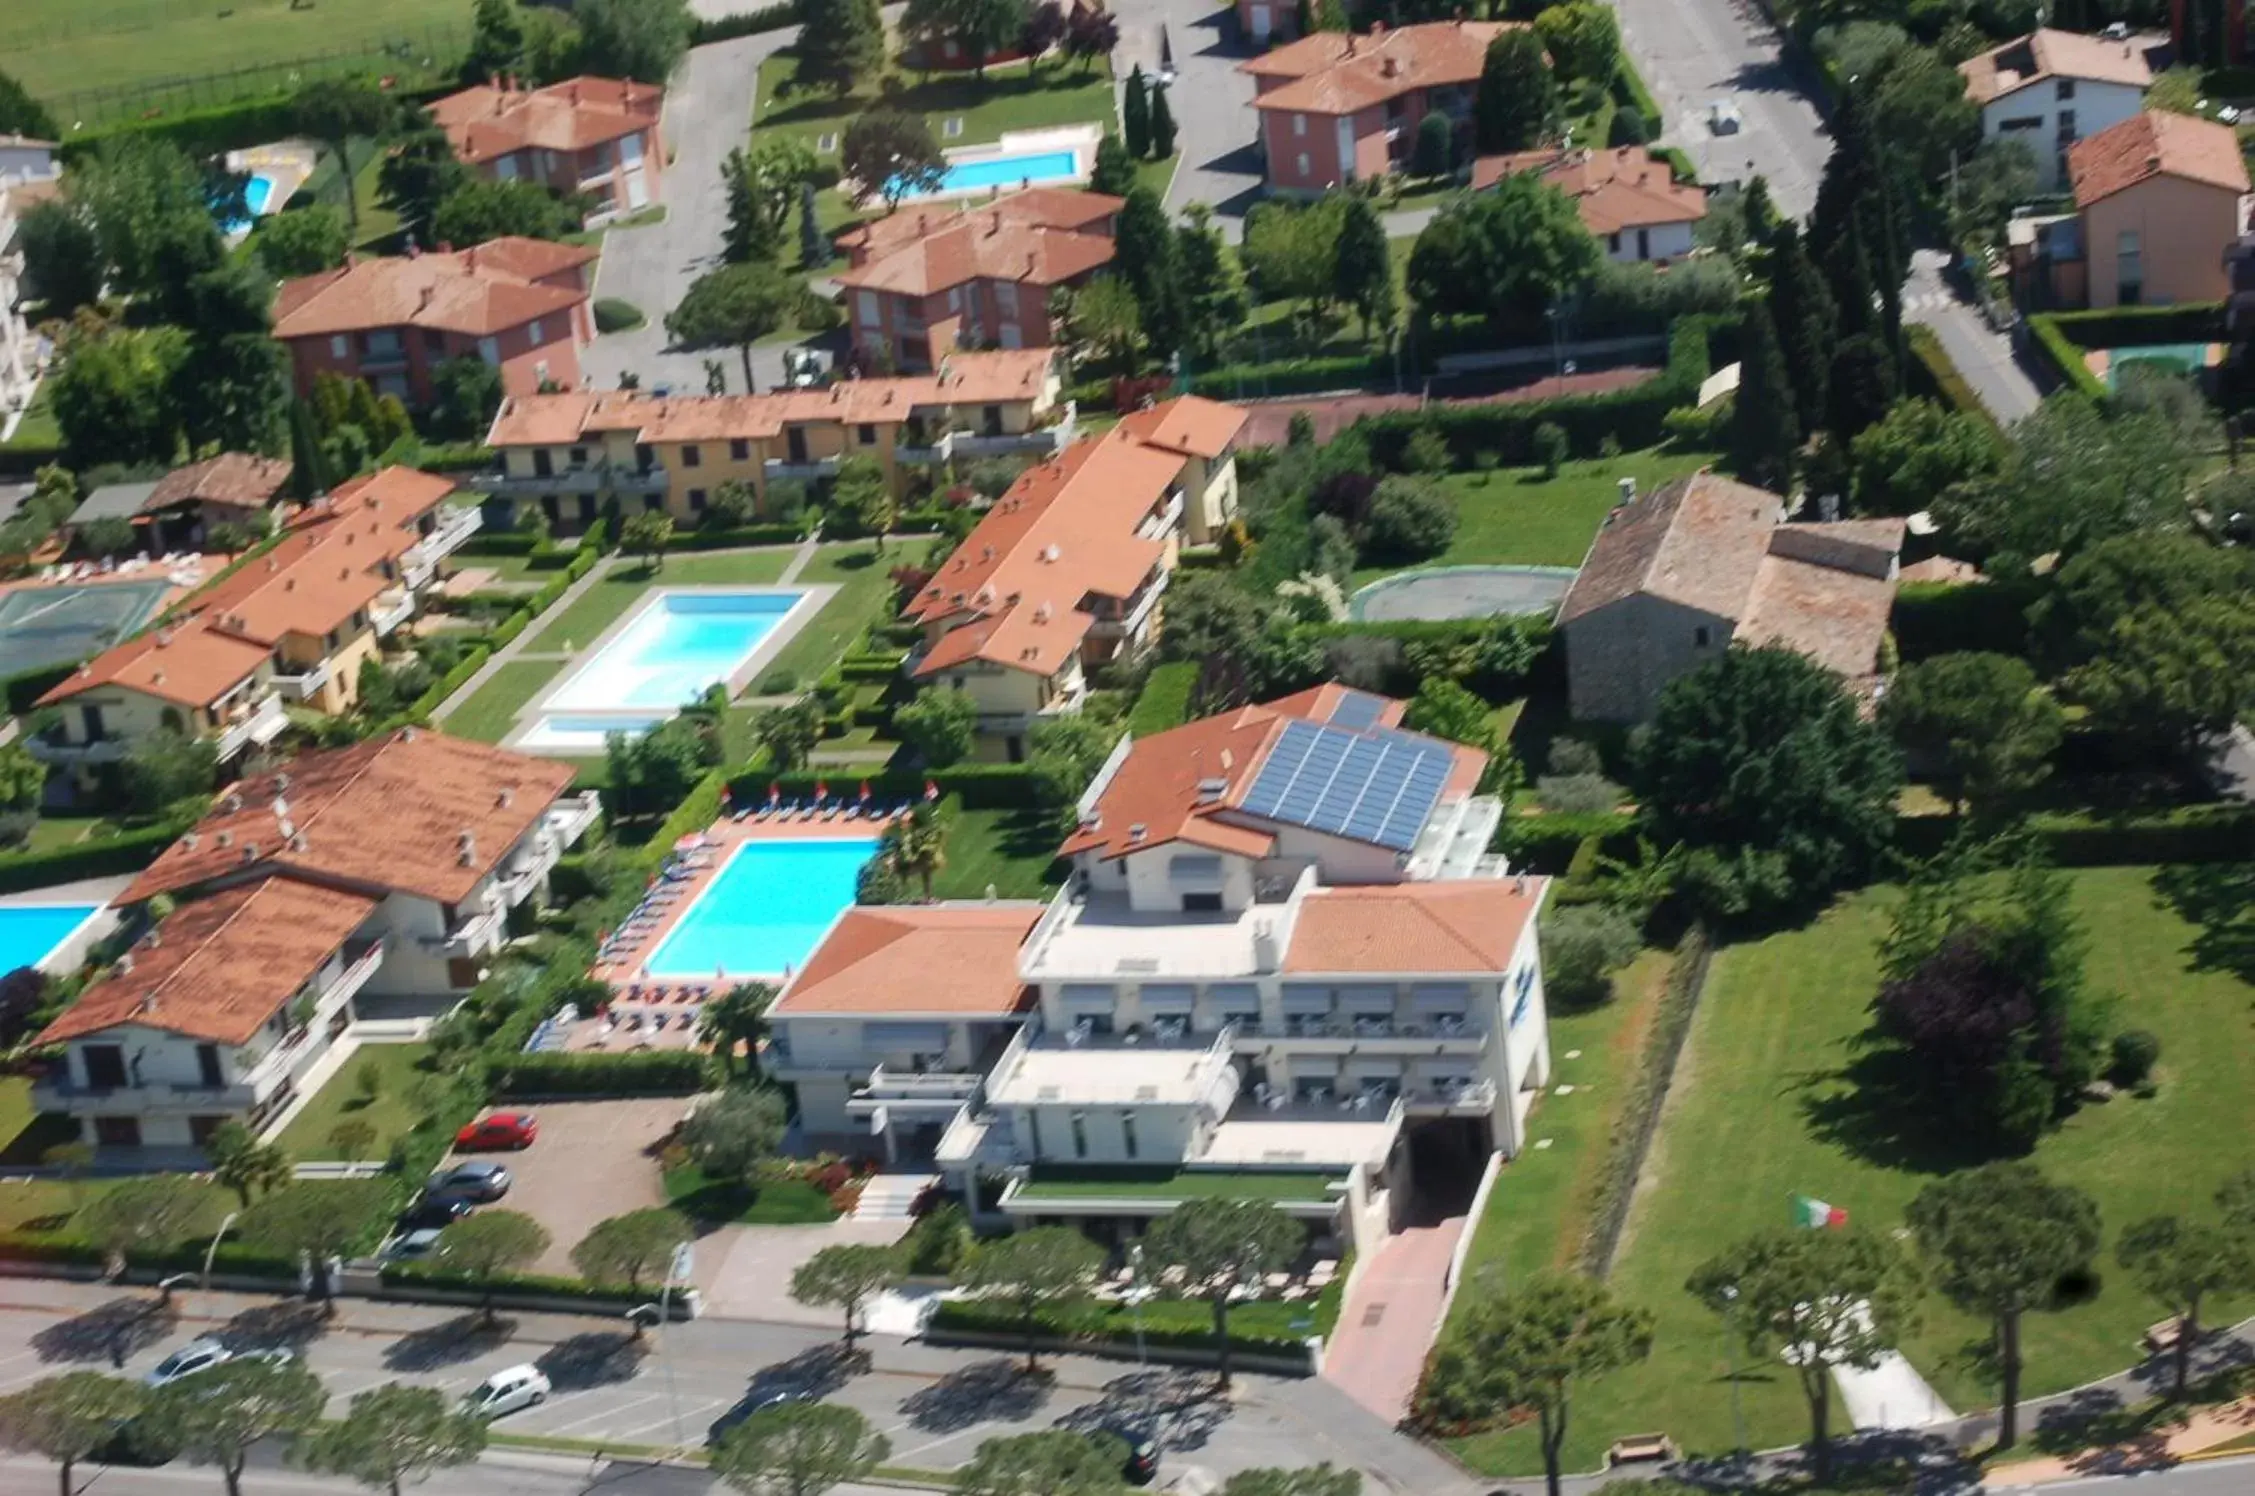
1241;719;1452;852
1326;690;1386;730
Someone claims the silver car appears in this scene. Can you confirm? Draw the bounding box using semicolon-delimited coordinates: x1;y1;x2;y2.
145;1338;230;1388
465;1365;551;1419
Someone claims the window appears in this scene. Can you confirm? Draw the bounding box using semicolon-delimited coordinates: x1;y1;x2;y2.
682;444;702;468
533;449;554;477
196;1045;223;1089
189;1115;228;1146
1693;625;1711;647
1121;1113;1139;1160
689;488;708;510
996;282;1018;317
569;446;589;467
2056;78;2076;100
1296;153;1311;176
729;438;750;461
857;290;880;326
329;334;348;359
1293;113;1307;137
1070;1112;1089;1159
857;423;877;445
478;336;500;365
1608;232;1621;253
1182;891;1224;913
2056;109;2077;140
2118;229;2143;305
364;330;401;358
529;318;546;347
83;1046;127;1090
94;1116;141;1147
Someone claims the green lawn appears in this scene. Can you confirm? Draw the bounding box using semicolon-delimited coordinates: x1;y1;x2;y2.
455;551;567;585
0;1076;78;1169
930;806;1064;900
20;813;112;853
0;1171;233;1238
1013;1167;1342;1203
1447;867;2255;1477
1;380;59;452
757;544;894;687
1350;447;1717;589
663;1166;842;1225
754;53;1115;158
443;659;565;743
274;1042;437;1162
523;549;794;654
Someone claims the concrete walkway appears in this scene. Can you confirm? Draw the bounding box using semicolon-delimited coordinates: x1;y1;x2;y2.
776;530;823;586
1986;1396;2255;1486
1321;1215;1466;1424
429;555;615;723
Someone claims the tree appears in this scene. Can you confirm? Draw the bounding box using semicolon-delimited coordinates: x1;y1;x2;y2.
895;689;980;767
2062;598;2255;763
253;206;350;278
144;1357;326;1496
0;1372;145;1496
1063;6;1121;72
830;454;895;539
238;1181;394;1294
955;1431;1128;1496
573;1208;691;1291
1475;31;1556;153
796;0;887;94
576;0;693;81
1848;396;1997;517
1065;276;1144;372
1089;133;1137;197
1534;2;1621;82
1880;653;2060;820
1025;714;1115;822
622;510;674;571
434;1211;552;1325
291;82;397;234
753;698;823;772
1421;1276;1652;1496
1688;1228;1918;1485
1825;331;1896;444
120;726;218;817
1731;293;1799;491
790;1243;903;1345
0;68;60;141
463;0;528;82
72;517;139;564
15;200;103;315
606;716;707;820
881;802;951;898
699;982;776;1080
2118;1215;2254;1398
171;251;292;459
1020;1;1069;62
716;1402;890;1496
1906;1163;2099;1449
1361;476;1457;564
427;355;506;442
68;136;218;301
1934;393;2190;574
1149;84;1177;158
667;262;799;390
681;1085;789;1185
1411;111;1453;180
377;114;470;249
205;1121;292;1209
49;321;188;471
1332;193;1395;340
1242;196;1347;326
431;179;580;246
1122;66;1152;158
1406;178;1598;331
726;140;818;264
1763;220;1836;438
296;1384;487;1496
952;1227;1105;1373
1177;204;1248;363
842;112;948;211
1540;904;1641;1009
903;0;1028;74
1141;1200;1305;1388
1631;646;1901;923
2033;531;2255;674
1866;45;1979;195
1112;187;1184;357
328;1120;378;1164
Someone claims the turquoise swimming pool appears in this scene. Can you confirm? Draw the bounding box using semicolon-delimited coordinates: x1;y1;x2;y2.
0;904;99;975
900;148;1081;200
645;839;878;979
522;591;808;749
217;174;278;235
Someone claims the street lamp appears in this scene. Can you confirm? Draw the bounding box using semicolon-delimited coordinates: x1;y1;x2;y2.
1126;1243;1150;1370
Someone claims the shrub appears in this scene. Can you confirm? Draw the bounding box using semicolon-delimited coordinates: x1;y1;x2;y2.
2109;1029;2161;1089
1359;477;1458;564
1128;661;1197;736
1536;773;1623;815
593;298;646;333
759;668;799;694
1609;104;1649;145
793;285;843;332
1401;425;1454;475
1533;421;1569;476
902;1202;973;1275
491;1050;712;1097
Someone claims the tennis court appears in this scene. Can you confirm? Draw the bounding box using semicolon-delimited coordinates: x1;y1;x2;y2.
0;580;170;677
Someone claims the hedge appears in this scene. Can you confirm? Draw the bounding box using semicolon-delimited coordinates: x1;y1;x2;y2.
1891;576;2041;662
0;815;199;895
1128;661;1198;737
2038;303;2224;350
1185;352;1393;403
728;762;1043;811
3;661;77;716
665;523;806;550
491;1049;713;1097
58;93;303;166
928;1296;1314;1357
2026;314;2107;398
1904;324;2002;437
638;768;731;875
691;2;796;43
1494;810;1637;873
379;1260;682;1307
1895;802;2255;866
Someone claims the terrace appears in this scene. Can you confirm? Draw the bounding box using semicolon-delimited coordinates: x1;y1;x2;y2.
1006;1165;1345;1205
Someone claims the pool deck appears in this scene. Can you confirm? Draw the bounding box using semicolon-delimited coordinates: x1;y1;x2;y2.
0;875;133;975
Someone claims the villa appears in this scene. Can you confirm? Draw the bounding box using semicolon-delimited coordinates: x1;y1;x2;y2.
901;396;1248;760
1243;20;1514;196
1471;146;1708;263
31;467;483;781
430;75;665;223
0;134;61;433
477;350;1068;531
31;727;600;1158
63;453;296;558
766;683;1547;1260
834;188;1123;370
1959;27;2162;189
1556;471;1906;723
272;237;597;405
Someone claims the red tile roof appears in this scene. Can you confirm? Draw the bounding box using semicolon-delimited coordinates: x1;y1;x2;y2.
1113;396;1249;460
836;187;1121;266
1245;20;1514;116
2069;109;2250;206
773;905;1043;1015
1472;146;1707;234
145;453;295;515
833;217;1116;299
37;879;377;1046
273;239;594;340
431;76;662;164
123;727;577;907
1283;879;1545;974
1960;27;2157;106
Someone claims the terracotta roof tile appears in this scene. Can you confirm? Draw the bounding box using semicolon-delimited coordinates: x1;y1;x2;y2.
833;218;1115;298
1472;146;1707;234
431;76;662;163
1246;20;1514;116
273;238;594;340
1114;395;1249;460
37;879;377;1046
145;453;294;515
1556;470;1785;626
124;728;577;907
1283;879;1546;974
836;187;1121;265
2069;109;2250;206
773;904;1043;1015
1960;27;2157;106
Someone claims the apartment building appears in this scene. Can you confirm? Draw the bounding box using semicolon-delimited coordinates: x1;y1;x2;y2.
766;684;1548;1259
834;188;1123;370
430;76;665;222
0;134;61;432
1243;20;1512;196
1471;145;1708;263
1960;27;2161;189
32;727;600;1158
476;350;1068;530
900;396;1249;759
273;238;596;405
31;468;481;779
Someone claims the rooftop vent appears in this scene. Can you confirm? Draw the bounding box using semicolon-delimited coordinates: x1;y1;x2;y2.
1618;476;1636;507
1033;601;1052;623
1040;543;1060;562
119;954;134;974
457;829;478;866
240;844;258;864
223;791;244;813
216;830;233;848
1128;822;1147;842
182;833;200;850
498;786;515;808
1196;775;1228;802
275;772;290;792
291;832;309;853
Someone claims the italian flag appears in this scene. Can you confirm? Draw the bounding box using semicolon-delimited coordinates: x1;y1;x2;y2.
1794;1194;1848;1229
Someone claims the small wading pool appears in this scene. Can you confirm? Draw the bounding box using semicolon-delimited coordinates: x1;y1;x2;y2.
0;904;101;974
645;839;880;979
900;148;1081;199
524;590;808;747
217;174;277;235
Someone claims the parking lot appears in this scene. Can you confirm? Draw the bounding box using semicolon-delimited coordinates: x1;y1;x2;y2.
444;1099;688;1275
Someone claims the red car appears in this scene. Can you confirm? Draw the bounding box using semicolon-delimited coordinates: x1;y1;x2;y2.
455;1113;538;1151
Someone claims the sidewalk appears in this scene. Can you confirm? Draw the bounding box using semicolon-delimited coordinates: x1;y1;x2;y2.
1985;1396;2255;1485
1321;1216;1465;1424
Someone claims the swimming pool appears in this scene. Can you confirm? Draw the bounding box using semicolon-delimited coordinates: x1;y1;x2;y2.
0;904;101;975
645;839;880;978
900;148;1082;200
217;173;278;235
523;590;809;748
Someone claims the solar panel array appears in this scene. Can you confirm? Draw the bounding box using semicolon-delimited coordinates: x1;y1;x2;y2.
1240;719;1452;852
1325;690;1386;730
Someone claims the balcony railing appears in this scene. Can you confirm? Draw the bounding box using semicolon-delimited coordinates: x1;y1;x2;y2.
271;659;333;701
1088;569;1170;640
859;1063;983;1099
468;464;666;498
370;592;415;637
420;902;506;959
895;432;955;464
765;455;841;481
215;694;287;760
1405;1078;1497;1112
402;505;484;590
24;732;132;766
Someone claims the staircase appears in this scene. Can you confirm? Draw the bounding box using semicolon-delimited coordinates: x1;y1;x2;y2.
852;1171;939;1222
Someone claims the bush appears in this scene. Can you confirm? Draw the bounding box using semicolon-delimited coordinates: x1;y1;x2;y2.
1128;661;1197;736
902;1202;973;1275
2108;1029;2161;1088
593;298;646;333
1533;421;1569;476
0;815;199;895
1360;477;1458;564
793;285;843;332
759;668;799;694
490;1050;713;1097
1609;104;1649;145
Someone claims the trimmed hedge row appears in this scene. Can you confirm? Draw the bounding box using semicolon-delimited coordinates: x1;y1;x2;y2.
2039;303;2224;350
639;768;731;875
379;1261;683;1308
928;1297;1313;1356
0;814;201;895
1128;661;1198;737
1494;811;1637;874
691;2;796;42
1897;803;2255;866
2027;314;2106;398
728;762;1043;811
1184;353;1392;404
491;1049;712;1097
1891;576;2040;662
411;522;607;719
664;524;806;550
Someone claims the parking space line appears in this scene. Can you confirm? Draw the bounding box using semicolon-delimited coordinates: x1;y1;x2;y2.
540;1391;669;1437
495;1386;610;1429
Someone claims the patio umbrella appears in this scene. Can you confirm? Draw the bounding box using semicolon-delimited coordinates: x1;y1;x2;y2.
673;833;705;854
768;783;782;807
858;780;871;803
923;779;939;802
814;780;829;803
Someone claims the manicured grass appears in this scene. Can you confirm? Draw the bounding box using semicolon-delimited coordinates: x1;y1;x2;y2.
1013;1167;1342;1203
19;813;111;853
753;53;1115;161
1;380;60;451
275;1042;436;1162
930;806;1064;901
755;544;894;687
663;1166;841;1225
0;1172;234;1238
1350;447;1717;589
1447;867;2255;1476
523;549;793;654
453;551;564;584
444;659;565;743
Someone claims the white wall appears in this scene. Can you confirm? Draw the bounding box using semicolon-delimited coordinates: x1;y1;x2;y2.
1012;1101;1203;1165
1605;220;1697;263
1981;78;2146;189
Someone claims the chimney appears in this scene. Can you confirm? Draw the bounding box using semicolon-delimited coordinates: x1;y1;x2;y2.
498;786;515;808
1381;55;1398;77
119;953;135;975
1618;476;1636;507
457;829;477;866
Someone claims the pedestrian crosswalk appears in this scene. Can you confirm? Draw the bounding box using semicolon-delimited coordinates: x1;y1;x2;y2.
1900;288;1957;316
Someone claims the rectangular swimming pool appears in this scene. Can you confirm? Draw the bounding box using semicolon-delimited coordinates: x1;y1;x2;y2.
547;591;808;714
901;148;1082;200
0;904;100;975
645;839;879;979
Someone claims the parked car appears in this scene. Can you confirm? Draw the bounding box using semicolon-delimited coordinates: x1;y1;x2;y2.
455;1113;538;1151
465;1365;551;1419
145;1339;231;1388
397;1196;475;1233
428;1161;513;1201
1709;98;1743;135
1120;1432;1160;1485
382;1227;447;1261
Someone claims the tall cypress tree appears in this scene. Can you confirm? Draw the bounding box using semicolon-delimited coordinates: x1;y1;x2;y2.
1733;293;1800;494
1123;65;1152;159
1333;193;1396;340
1826;233;1878;342
1148;83;1177;159
1767;223;1837;440
1113;185;1185;358
1827;332;1897;446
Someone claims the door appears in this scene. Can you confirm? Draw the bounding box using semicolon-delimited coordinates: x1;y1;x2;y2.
94;1116;141;1147
196;1044;223;1089
80;704;105;742
1250;2;1271;40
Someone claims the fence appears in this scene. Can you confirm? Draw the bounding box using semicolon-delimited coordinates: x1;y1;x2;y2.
39;24;469;128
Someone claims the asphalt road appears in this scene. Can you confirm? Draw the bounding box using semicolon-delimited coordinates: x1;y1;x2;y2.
1902;249;2045;424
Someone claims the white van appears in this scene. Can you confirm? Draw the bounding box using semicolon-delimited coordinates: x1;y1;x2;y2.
465;1364;551;1419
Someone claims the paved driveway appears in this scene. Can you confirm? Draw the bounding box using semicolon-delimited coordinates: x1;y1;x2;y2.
450;1099;688;1274
1901;248;2042;425
694;1218;910;1324
1117;0;1263;235
1322;1217;1465;1424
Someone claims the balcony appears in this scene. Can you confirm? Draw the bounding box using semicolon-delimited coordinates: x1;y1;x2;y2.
1404;1077;1497;1115
849;1063;984;1117
1260;1011;1485;1047
419;902;506;959
370;591;415;637
467;463;666;499
952;403;1077;460
895;431;955;464
24;730;132;767
766;455;841;481
1136;490;1186;544
215;694;287;761
401;505;484;591
270;659;333;702
1087;569;1169;641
